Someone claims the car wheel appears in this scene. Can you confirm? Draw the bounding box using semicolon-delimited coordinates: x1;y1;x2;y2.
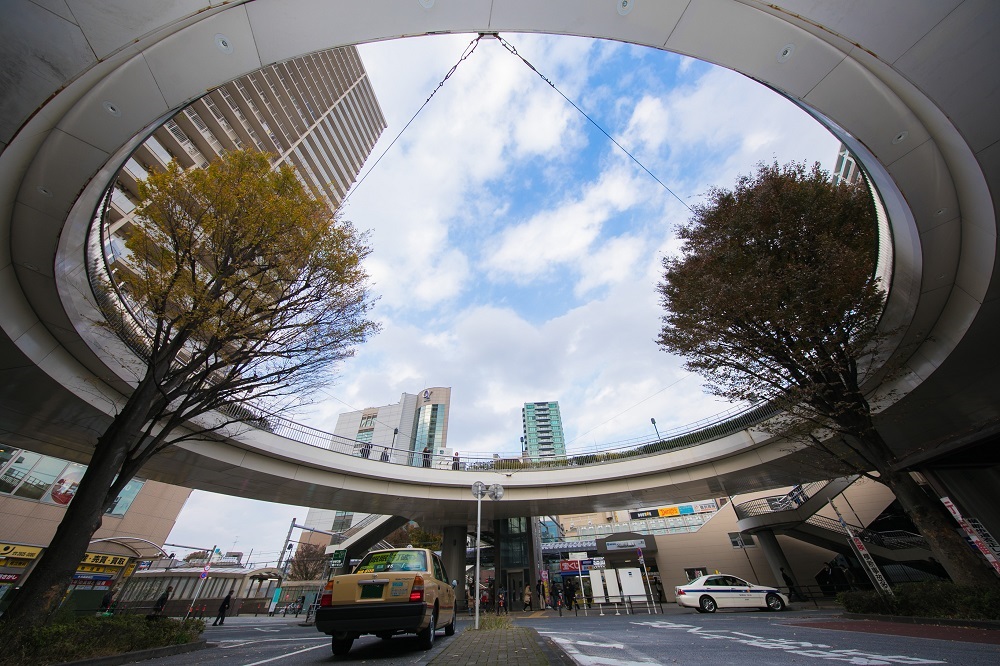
418;611;436;650
331;636;354;656
444;609;456;636
765;593;785;611
699;596;717;613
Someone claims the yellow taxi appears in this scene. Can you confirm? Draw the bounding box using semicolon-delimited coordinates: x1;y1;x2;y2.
316;547;457;656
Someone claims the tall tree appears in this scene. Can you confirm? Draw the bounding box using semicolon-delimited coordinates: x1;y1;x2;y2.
656;160;996;587
2;150;379;629
287;543;329;581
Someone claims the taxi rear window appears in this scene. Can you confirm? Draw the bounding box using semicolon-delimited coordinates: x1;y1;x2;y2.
354;550;428;574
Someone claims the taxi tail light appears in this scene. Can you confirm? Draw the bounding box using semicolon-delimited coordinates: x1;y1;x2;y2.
320;580;334;607
409;575;425;602
675;588;686;596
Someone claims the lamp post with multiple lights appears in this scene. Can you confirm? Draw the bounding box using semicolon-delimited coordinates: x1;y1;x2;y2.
471;481;504;629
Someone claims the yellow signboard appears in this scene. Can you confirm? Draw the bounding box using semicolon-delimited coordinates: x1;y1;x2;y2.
1;558;32;569
0;543;43;559
76;564;119;574
81;553;129;567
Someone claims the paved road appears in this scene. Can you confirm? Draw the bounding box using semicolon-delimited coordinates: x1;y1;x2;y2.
140;609;998;665
532;610;994;665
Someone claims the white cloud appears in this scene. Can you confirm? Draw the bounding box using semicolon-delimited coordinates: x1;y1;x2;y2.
170;33;844;548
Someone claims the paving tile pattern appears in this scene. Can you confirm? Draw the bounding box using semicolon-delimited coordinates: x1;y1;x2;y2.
428;627;558;665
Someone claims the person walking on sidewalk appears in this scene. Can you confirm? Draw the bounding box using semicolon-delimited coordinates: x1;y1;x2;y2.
213;589;234;626
523;584;532;611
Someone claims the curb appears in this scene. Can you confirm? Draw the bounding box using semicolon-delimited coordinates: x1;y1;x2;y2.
842;613;1000;631
531;628;575;665
59;639;210;665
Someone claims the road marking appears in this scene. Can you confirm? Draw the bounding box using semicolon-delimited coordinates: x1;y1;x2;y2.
240;642;329;665
631;621;946;665
253;628;280;632
218;637;328;650
542;634;656;666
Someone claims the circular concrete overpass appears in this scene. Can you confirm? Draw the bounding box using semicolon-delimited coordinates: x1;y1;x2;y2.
1;1;998;527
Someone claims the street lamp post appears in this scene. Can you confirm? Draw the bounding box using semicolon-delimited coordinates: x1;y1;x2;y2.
651;417;662;441
471;481;504;630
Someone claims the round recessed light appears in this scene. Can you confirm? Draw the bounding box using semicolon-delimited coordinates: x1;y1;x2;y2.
418;0;434;9
935;207;947;216
777;43;795;63
37;186;52;197
215;33;233;54
617;0;635;17
102;101;121;117
891;131;908;145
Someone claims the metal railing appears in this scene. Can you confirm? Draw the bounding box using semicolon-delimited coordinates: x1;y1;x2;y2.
84;193;782;473
804;515;928;551
733;481;830;520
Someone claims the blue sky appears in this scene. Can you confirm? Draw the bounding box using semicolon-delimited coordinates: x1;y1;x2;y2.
166;33;841;565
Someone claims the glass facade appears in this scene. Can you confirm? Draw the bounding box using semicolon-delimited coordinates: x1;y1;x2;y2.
0;446;143;515
412;403;446;466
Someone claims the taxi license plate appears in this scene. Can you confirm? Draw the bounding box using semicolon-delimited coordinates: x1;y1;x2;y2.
360;584;384;599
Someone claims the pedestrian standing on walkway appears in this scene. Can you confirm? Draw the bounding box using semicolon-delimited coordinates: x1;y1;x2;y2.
452;451;460;470
780;567;805;601
422;446;431;468
523;583;532;611
153;585;172;616
213;589;234;626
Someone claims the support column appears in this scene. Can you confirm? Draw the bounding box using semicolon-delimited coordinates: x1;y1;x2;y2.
754;529;794;587
442;525;468;610
754;528;810;602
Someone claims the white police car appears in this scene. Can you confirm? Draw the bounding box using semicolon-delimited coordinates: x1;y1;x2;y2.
674;574;788;613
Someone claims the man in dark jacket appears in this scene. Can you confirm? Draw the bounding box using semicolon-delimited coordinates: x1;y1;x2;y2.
213;589;234;626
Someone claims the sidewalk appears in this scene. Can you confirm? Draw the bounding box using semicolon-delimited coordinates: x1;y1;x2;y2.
427;625;571;666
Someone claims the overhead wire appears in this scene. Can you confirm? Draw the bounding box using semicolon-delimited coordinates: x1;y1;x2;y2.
341;34;485;205
495;35;693;214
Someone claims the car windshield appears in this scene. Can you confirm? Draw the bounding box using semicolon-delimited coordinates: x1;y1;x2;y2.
354;550;428;574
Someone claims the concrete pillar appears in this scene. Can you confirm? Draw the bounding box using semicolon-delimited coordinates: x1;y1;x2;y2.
754;529;794;587
442;525;467;609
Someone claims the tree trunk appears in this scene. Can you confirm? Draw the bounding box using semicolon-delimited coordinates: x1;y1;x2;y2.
879;467;997;588
0;380;157;630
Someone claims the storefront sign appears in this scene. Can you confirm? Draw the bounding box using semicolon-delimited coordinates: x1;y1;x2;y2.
590;557;606;569
604;539;647;551
559;560;581;573
0;573;19;582
1;558;32;569
80;553;129;567
76;564;118;574
0;543;43;559
630;501;718;520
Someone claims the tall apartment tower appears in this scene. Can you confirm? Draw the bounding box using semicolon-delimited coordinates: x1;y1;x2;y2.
304;388;452;541
522;401;566;461
832;143;863;186
105;45;386;237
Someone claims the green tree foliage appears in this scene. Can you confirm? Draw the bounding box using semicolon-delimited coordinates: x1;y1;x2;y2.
657;160;997;588
2;150;380;630
384;523;442;551
287;543;329;581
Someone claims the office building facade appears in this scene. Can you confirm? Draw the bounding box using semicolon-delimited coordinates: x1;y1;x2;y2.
306;388;452;540
522;401;567;461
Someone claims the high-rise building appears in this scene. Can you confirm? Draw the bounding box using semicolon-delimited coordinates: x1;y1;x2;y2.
104;45;386;244
522;401;566;462
304;388;452;540
832;143;863;186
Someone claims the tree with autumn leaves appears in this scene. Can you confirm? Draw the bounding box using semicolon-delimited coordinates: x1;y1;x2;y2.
2;150;379;630
657;160;997;588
